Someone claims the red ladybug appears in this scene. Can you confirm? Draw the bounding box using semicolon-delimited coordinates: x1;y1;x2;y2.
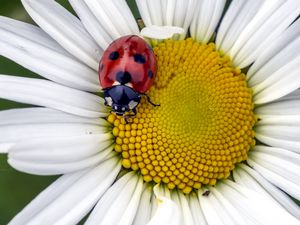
99;35;158;116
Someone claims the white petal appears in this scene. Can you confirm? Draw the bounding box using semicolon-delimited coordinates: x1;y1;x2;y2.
9;147;115;176
9;157;121;225
199;188;248;225
0;107;105;126
83;0;139;41
190;0;226;43
136;0;197;39
9;133;112;161
9;170;88;225
0;16;62;51
247;19;300;85
255;89;300;135
0;108;110;159
216;0;263;56
135;0;152;27
0;108;109;152
278;89;300;100
0;143;12;153
197;189;224;225
188;193;207;225
171;190;194;225
0;75;108;118
234;164;300;219
252;58;300;104
233;1;300;68
255;125;300;142
0;122;107;148
182;196;196;224
150;186;158;218
85;172;143;225
116;176;144;225
133;185;153;225
22;0;101;70
154;184;171;201
141;25;184;39
256;115;300;126
210;188;249;225
147;185;181;225
7;133;113;175
255;125;300;153
253;145;300;166
0;16;100;92
68;0;113;50
255;93;300;120
248;147;300;200
217;0;300;68
220;180;299;225
147;0;163;26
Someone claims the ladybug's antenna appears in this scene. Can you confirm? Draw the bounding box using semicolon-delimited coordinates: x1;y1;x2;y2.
140;93;160;107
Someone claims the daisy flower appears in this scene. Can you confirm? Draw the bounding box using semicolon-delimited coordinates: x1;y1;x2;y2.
1;0;300;224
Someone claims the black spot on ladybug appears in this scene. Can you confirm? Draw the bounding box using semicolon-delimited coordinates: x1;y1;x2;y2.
99;64;104;71
134;54;146;64
109;51;119;60
116;71;132;85
148;70;153;78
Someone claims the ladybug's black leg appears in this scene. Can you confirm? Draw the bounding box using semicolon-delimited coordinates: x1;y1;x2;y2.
132;107;137;115
124;114;134;123
140;93;160;107
124;108;137;123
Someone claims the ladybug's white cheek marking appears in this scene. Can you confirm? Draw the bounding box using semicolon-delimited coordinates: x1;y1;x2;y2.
128;100;138;110
112;81;121;86
105;97;113;106
112;81;133;88
125;82;133;88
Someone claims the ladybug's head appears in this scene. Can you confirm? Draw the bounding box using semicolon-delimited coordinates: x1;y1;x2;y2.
104;85;141;116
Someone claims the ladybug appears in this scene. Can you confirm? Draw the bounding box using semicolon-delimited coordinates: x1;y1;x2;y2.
99;35;158;117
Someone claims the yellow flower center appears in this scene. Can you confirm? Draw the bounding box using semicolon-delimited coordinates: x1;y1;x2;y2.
108;38;256;194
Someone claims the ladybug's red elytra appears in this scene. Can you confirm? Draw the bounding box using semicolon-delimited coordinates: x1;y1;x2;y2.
99;35;158;117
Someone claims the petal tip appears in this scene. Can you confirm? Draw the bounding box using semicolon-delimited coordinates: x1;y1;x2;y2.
141;25;185;40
